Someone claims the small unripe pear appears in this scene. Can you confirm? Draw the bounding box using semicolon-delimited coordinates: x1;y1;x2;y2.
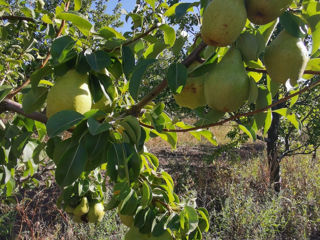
201;0;247;46
73;197;89;217
88;202;105;223
264;30;309;85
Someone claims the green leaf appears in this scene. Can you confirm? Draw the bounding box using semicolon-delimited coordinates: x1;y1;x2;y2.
129;59;157;100
146;0;156;10
274;108;300;130
303;1;320;54
98;26;126;40
167;63;188;93
248;77;258;104
238;124;255;141
46;110;84;137
141;181;152;208
181;206;199;234
303;58;320;79
51;35;76;64
74;0;81;11
143;42;167;59
22;87;48;114
55;139;87;186
56;11;92;36
280;12;307;38
159;24;176;47
88;73;104;103
87;117;111;135
85;50;111;72
122;46;135;79
119;189;139;215
263;109;273;136
30;65;54;89
0;85;12;102
255;87;272;130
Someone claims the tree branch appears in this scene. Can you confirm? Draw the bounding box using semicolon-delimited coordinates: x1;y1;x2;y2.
0;99;47;123
0;15;35;22
139;78;320;133
126;41;207;116
5;1;71;99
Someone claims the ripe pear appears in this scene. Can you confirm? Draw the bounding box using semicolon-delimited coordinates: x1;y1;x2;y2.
73;197;89;217
46;69;92;118
88;202;105;223
125;227;149;240
204;48;250;112
246;0;293;25
264;30;309;85
201;0;247;46
174;76;206;110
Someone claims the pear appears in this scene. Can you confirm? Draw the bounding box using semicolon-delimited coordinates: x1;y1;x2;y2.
73;197;89;217
201;0;247;46
264;30;309;85
204;48;250;112
46;69;92;118
88;202;105;223
119;213;134;227
174;76;206;110
150;231;173;240
125;227;149;240
246;0;293;25
236;31;266;62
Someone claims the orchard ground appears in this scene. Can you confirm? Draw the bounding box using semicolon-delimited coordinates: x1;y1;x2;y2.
0;123;319;240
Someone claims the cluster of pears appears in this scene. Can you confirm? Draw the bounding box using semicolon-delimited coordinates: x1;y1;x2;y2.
174;0;308;112
65;197;105;224
46;69;112;118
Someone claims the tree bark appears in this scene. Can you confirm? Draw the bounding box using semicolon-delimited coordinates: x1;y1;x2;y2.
267;95;282;192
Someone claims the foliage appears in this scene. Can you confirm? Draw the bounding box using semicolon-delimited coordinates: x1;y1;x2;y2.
0;0;320;239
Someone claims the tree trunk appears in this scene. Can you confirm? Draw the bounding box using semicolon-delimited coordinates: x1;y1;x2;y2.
267;96;282;192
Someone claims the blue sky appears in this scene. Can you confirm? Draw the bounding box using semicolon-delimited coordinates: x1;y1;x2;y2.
105;0;197;32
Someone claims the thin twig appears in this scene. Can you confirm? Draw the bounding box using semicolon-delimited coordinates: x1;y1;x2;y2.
140;78;320;133
6;1;71;99
0;15;35;22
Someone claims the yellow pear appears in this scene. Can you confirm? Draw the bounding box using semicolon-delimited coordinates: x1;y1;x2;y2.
73;197;89;217
204;48;250;112
174;76;206;110
125;227;149;240
46;69;92;118
88;202;105;223
246;0;293;25
264;30;309;85
201;0;247;46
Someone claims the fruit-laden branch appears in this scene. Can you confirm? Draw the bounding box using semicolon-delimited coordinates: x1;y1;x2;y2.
246;67;320;75
0;99;47;123
126;41;207;116
139;78;320;133
0;15;36;22
5;1;71;99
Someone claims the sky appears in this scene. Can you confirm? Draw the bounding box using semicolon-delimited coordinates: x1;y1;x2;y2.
105;0;197;32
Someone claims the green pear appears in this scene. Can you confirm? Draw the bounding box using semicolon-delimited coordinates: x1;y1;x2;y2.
236;31;265;62
204;48;250;112
119;213;134;227
125;227;149;240
264;30;309;85
201;0;247;46
150;231;173;240
88;202;105;223
246;0;293;25
46;69;92;118
174;76;206;110
65;205;75;214
73;197;89;217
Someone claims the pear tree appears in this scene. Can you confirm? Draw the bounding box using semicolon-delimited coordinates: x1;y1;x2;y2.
0;0;320;239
